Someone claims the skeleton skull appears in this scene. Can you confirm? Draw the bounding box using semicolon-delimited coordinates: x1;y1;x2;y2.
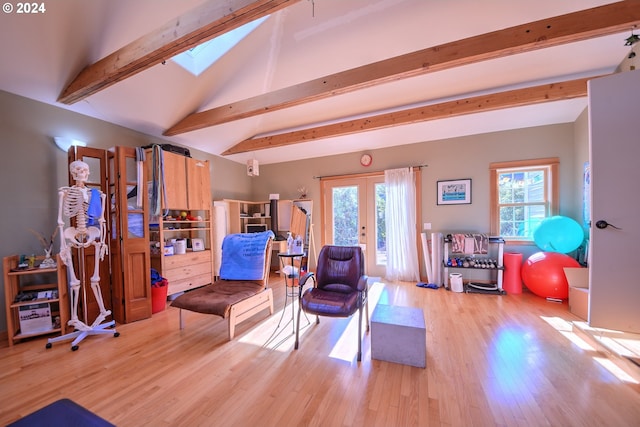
69;160;90;183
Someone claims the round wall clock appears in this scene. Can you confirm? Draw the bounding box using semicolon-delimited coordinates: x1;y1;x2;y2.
360;153;373;167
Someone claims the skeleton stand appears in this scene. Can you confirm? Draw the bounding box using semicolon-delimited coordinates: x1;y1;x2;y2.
47;160;119;351
46;247;118;350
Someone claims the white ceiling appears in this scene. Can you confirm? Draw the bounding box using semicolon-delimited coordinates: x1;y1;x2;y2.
0;0;633;164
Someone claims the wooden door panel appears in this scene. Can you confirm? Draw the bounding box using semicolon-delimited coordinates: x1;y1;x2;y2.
186;157;211;210
110;146;151;324
162;151;188;209
122;240;152;321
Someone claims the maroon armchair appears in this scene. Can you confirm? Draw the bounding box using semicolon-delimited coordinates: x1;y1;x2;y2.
294;245;369;361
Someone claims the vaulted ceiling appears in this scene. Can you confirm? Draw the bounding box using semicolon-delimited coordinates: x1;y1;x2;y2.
1;0;638;164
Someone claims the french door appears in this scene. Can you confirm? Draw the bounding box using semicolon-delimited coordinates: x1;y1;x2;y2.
321;175;386;277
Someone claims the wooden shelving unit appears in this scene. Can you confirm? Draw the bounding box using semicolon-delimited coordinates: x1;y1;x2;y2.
150;211;214;296
3;254;69;346
443;236;505;291
148;150;214;296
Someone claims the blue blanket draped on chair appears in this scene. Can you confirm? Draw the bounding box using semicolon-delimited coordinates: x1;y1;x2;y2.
219;231;275;280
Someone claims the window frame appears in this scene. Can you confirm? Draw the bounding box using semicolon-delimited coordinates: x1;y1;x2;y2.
490;157;559;244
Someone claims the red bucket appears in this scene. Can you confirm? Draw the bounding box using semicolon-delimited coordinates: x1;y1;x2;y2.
151;279;168;314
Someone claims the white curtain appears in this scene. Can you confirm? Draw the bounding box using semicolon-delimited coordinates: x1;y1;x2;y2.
385;168;420;281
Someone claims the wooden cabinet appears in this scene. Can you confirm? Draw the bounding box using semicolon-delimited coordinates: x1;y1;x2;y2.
150;211;214;296
153;151;212;210
147;150;214;296
3;255;69;346
156;249;212;295
186;156;211;210
161;150;188;209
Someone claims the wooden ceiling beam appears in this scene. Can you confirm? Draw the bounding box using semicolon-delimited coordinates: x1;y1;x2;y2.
58;0;301;105
221;76;598;155
165;0;640;136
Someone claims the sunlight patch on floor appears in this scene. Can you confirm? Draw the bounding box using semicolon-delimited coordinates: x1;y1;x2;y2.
593;357;639;384
540;316;640;383
237;281;387;358
237;302;305;352
328;281;385;362
540;316;595;351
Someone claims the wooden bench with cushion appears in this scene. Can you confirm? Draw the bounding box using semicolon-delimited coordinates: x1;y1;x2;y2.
171;233;274;340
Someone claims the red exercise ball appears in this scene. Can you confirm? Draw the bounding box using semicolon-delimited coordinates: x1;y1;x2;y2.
521;251;580;299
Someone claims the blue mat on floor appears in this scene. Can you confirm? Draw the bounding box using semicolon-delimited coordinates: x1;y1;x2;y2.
7;398;115;427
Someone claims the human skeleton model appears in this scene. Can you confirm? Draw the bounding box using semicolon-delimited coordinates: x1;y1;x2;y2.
48;160;117;350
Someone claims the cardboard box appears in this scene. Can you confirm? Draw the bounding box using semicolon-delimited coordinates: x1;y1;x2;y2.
564;267;589;320
19;302;53;334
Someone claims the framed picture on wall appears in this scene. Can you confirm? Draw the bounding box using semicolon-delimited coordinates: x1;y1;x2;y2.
437;179;472;205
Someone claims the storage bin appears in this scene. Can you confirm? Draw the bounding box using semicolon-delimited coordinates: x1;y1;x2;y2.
151;278;168;314
449;273;463;293
173;239;187;255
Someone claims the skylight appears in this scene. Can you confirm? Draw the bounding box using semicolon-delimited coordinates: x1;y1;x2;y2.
172;16;268;76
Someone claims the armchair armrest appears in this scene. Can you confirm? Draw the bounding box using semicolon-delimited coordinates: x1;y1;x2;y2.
357;275;369;292
299;271;315;288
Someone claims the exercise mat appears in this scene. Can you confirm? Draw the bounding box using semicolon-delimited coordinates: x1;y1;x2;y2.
464;283;506;295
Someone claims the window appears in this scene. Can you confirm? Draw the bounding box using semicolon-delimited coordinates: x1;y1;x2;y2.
490;158;558;242
172;16;268;76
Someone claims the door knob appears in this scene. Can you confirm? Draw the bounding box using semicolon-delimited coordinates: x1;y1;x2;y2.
595;220;621;230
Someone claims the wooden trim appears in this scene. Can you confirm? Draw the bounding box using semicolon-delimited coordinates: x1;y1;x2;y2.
318;166;422;182
489;168;498;236
58;0;301;104
165;1;640;136
550;162;559;216
222;77;594;155
490;157;560;170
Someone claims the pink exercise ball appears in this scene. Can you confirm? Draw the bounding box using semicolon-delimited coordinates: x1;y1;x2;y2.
521;252;580;299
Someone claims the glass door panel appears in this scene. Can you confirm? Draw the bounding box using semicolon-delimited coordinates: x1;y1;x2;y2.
322;176;385;277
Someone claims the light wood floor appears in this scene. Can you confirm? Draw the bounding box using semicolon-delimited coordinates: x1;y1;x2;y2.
1;275;640;427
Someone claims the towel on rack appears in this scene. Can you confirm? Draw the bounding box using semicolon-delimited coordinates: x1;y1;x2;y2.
219;230;275;280
450;233;489;254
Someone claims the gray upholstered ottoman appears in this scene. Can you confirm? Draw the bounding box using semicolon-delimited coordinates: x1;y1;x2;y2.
371;304;426;368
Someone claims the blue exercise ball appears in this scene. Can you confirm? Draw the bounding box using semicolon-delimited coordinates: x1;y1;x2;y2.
533;215;584;254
